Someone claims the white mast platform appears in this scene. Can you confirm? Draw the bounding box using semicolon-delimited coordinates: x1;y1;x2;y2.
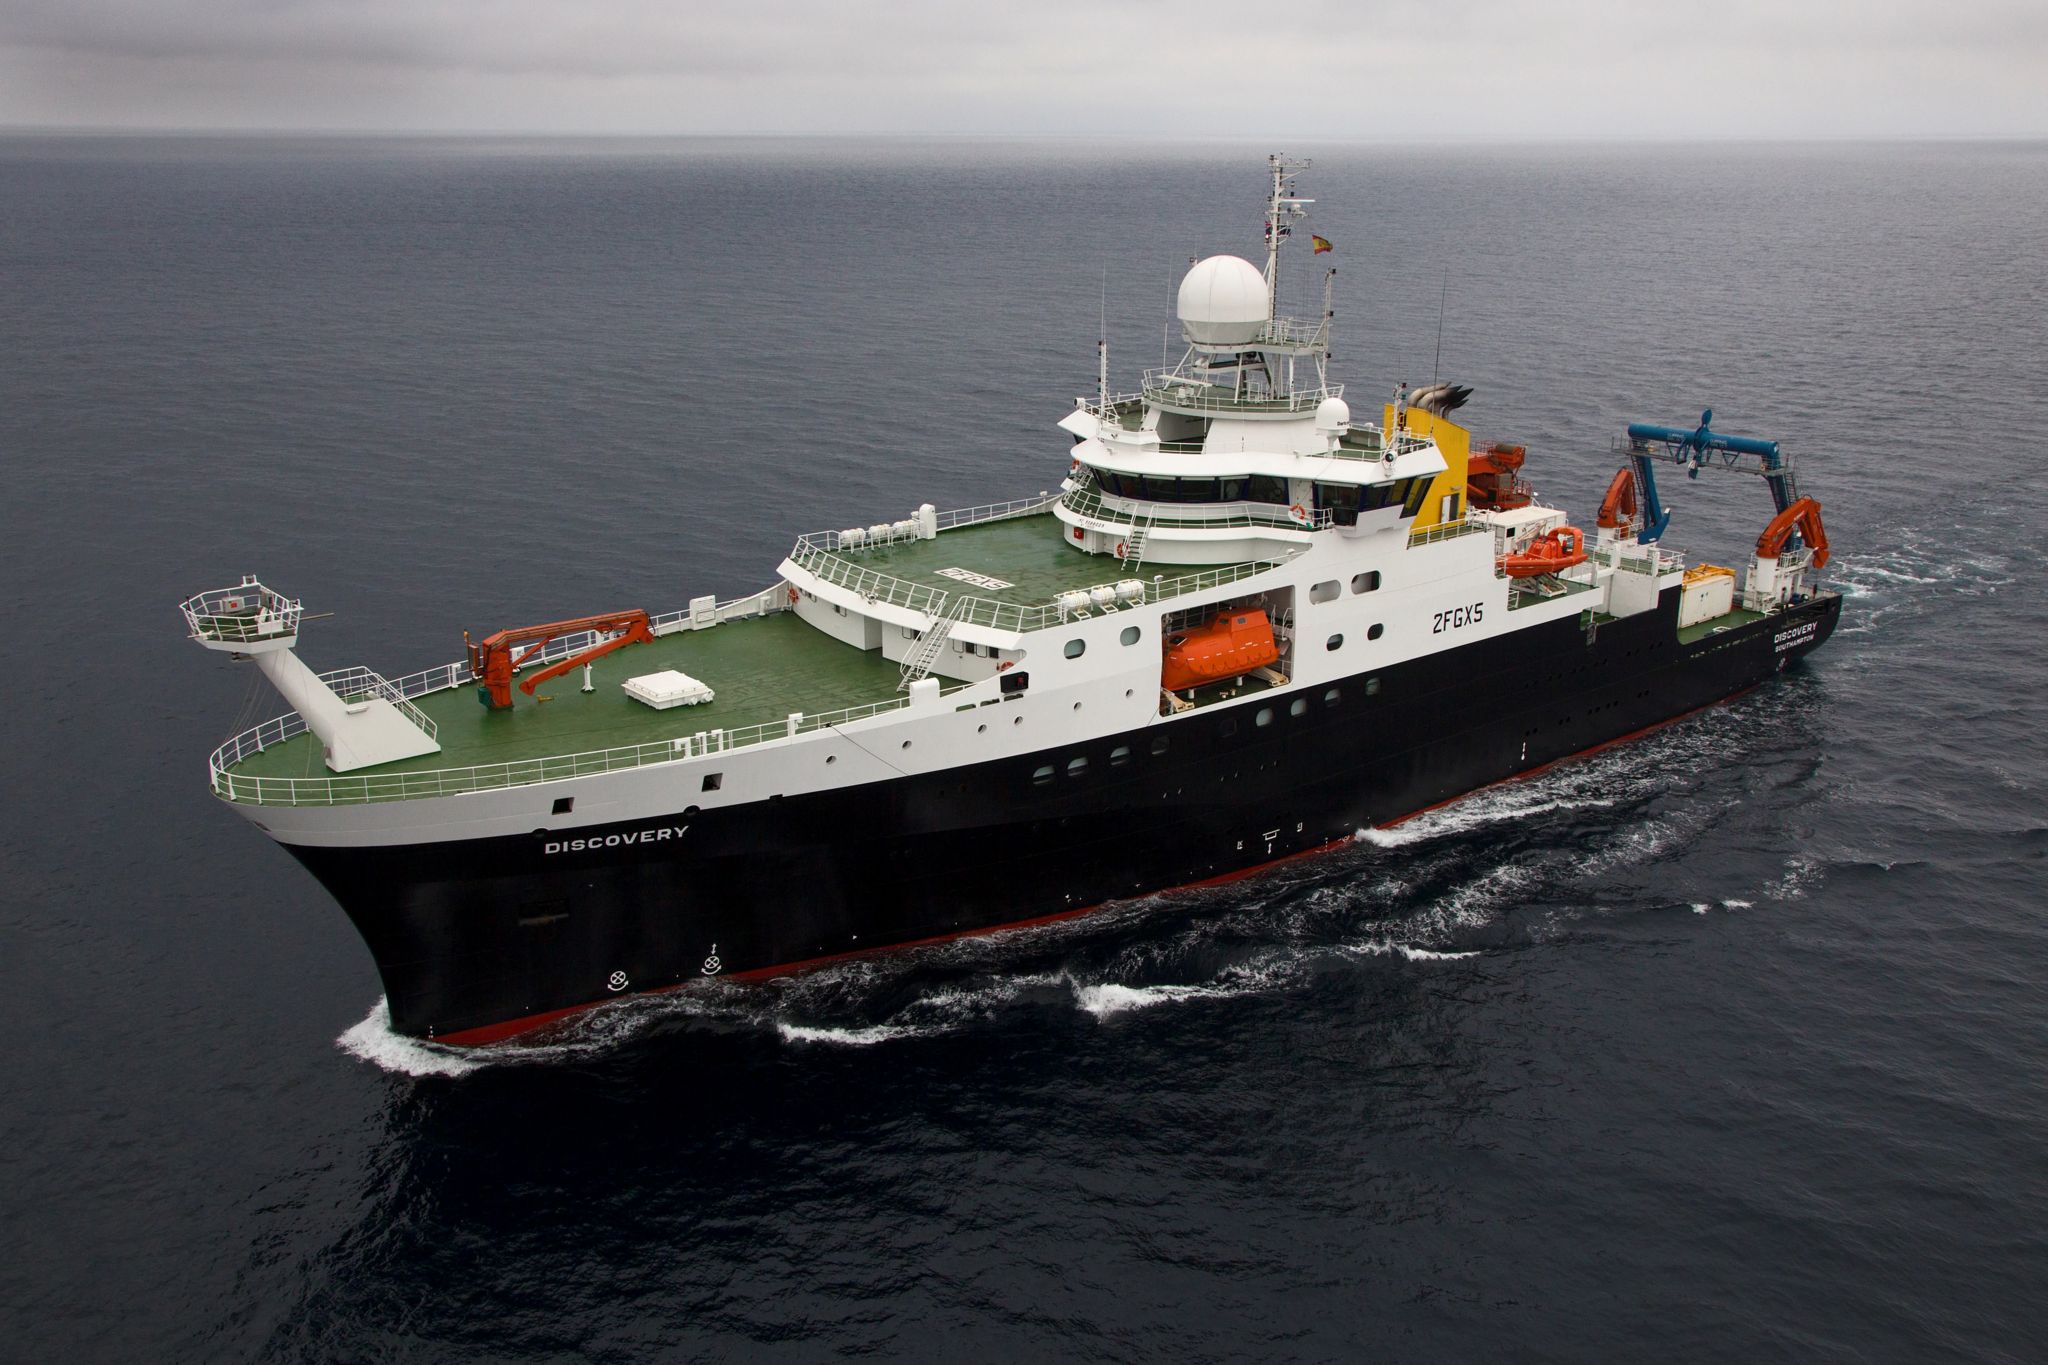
180;576;441;773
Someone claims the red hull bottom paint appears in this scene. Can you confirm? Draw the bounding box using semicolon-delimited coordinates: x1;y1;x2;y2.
431;682;1761;1049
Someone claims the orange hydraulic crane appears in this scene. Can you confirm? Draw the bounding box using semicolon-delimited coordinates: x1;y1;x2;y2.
465;610;655;710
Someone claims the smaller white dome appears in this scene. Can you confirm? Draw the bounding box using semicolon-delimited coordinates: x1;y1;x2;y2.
1314;396;1352;434
1177;255;1269;346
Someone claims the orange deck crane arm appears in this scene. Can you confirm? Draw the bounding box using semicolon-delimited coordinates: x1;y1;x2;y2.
465;609;656;710
1596;467;1638;529
1755;497;1830;569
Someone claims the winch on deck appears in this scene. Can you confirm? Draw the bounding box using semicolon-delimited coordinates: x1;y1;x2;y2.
466;610;656;710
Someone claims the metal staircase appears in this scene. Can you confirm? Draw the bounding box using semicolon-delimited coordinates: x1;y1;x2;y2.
1120;511;1154;570
899;596;969;689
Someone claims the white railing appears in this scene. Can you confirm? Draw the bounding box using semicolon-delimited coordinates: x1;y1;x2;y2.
1060;482;1333;533
788;537;953;616
209;685;963;809
951;560;1285;633
318;666;439;741
1408;519;1485;548
1141;370;1345;414
180;577;302;645
934;493;1059;530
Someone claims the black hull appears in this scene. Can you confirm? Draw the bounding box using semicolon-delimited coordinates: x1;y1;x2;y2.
286;589;1840;1041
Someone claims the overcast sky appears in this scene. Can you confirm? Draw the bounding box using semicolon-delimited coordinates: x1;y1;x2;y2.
2;0;2042;138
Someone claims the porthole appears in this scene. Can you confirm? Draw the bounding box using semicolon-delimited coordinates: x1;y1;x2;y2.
1327;634;1343;651
1013;715;1023;726
1032;764;1055;785
1290;698;1308;717
901;740;912;750
1064;639;1086;659
976;723;987;733
1352;571;1381;594
1150;734;1170;755
1110;745;1132;766
1310;580;1340;604
1120;626;1141;646
1066;756;1088;776
826;754;837;764
1368;623;1385;641
1255;707;1274;728
1366;677;1382;696
1072;702;1082;711
1323;688;1340;706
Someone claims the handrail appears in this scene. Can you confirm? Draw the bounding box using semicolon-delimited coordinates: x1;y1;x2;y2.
209;686;959;809
1141;370;1344;414
1407;519;1486;548
318;666;439;741
1059;481;1332;532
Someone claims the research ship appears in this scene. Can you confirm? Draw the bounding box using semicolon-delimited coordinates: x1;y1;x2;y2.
182;158;1840;1044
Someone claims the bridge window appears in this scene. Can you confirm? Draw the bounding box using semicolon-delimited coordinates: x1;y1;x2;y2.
1313;482;1363;527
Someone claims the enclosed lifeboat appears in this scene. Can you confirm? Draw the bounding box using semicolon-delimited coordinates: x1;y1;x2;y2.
1502;526;1589;579
1161;609;1280;691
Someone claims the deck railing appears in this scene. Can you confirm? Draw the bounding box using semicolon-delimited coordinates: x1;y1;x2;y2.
209;684;961;809
1407;518;1485;548
1059;482;1332;532
318;666;439;741
1141;371;1344;414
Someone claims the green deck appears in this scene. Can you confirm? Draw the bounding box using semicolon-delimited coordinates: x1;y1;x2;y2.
1678;605;1767;644
825;513;1231;603
228;611;906;781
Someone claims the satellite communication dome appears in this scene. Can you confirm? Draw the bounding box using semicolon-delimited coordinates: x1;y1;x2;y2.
1177;255;1269;346
1314;396;1352;435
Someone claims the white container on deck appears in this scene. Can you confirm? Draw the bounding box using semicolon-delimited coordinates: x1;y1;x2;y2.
1678;565;1736;628
622;670;716;710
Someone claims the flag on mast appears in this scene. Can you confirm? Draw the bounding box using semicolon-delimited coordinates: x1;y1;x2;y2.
1312;234;1334;255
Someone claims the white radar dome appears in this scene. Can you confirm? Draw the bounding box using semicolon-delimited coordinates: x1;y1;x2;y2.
1177;255;1269;346
1314;396;1351;434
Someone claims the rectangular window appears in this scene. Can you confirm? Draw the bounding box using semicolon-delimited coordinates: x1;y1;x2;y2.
1216;476;1250;502
701;773;723;792
1402;477;1434;518
1310;580;1340;604
1249;474;1289;506
1352;571;1381;593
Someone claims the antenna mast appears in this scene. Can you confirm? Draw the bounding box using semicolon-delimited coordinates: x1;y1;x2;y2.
1262;154;1313;322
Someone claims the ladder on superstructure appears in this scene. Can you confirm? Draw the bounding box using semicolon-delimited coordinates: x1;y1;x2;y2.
1120;510;1154;571
899;596;970;689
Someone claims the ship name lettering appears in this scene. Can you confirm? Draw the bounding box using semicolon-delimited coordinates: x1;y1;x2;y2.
1432;603;1484;634
1772;622;1818;652
544;825;690;856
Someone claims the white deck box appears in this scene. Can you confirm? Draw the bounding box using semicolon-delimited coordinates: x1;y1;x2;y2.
622;670;716;710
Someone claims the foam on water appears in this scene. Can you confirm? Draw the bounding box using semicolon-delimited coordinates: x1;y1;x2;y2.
337;999;485;1078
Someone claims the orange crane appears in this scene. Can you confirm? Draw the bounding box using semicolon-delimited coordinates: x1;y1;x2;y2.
465;610;655;710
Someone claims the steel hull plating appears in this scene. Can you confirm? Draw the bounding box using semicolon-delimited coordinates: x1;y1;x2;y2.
285;590;1839;1041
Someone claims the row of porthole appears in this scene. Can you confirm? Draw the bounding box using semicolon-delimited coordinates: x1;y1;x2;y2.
1066;625;1145;659
1328;623;1385;651
1030;683;1372;785
1309;572;1383;604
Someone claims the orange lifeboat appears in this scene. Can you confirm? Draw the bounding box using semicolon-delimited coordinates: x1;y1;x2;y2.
1502;526;1589;579
1161;609;1280;692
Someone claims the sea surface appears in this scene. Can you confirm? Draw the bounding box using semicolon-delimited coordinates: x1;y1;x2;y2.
2;137;2045;1362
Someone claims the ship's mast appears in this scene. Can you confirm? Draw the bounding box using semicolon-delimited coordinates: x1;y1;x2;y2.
1263;154;1314;322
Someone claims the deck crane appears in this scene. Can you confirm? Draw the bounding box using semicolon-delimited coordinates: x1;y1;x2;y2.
1607;409;1829;610
465;610;656;710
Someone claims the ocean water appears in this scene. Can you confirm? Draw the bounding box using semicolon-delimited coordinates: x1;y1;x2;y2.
2;137;2045;1361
